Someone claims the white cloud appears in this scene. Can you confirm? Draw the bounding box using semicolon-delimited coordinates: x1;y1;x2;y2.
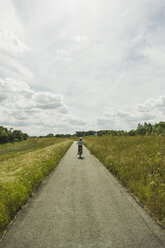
0;0;165;134
0;1;32;82
98;96;165;130
71;35;88;42
0;78;87;135
97;118;115;130
0;28;29;55
67;116;86;126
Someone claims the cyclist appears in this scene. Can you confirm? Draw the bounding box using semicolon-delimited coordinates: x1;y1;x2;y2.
77;137;83;156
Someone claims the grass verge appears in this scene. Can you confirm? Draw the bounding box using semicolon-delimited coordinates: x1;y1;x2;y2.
0;139;72;237
84;136;165;229
0;137;68;162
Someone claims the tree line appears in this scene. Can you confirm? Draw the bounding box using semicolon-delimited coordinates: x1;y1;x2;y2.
39;122;165;137
76;122;165;137
36;133;72;138
0;126;29;144
2;121;163;144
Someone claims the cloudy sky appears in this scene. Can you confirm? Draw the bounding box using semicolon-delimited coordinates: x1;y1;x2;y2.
0;0;165;135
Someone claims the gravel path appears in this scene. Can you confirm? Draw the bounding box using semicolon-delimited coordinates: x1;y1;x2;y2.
0;142;165;248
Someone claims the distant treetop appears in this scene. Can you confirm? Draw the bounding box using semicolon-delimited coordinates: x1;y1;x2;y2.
0;126;29;144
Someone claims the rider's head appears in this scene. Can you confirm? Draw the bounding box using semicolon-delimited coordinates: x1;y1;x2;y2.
80;137;82;140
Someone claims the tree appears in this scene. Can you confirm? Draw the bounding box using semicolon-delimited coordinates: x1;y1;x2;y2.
0;126;29;144
46;133;54;137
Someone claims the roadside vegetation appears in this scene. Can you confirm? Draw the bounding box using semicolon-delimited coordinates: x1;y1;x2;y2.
0;138;72;237
84;136;165;229
0;137;67;162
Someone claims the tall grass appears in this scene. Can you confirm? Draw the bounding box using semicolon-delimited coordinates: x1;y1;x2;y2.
84;136;165;228
0;137;67;162
0;138;72;237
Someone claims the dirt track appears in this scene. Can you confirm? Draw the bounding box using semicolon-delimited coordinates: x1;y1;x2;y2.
0;142;165;248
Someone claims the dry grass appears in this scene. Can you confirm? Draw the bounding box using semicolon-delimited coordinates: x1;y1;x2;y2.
84;136;165;228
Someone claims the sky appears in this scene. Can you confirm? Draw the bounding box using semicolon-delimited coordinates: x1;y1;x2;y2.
0;0;165;135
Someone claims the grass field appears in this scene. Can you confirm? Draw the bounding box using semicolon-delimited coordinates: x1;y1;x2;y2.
84;136;165;229
0;138;73;237
0;137;66;162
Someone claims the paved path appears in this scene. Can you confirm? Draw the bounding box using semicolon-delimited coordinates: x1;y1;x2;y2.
0;142;165;248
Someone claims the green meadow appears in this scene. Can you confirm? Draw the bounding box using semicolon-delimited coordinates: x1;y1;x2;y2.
0;138;72;237
84;136;165;229
0;137;65;162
